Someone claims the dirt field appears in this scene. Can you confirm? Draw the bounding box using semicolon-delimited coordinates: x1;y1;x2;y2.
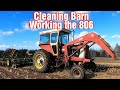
92;57;120;79
0;57;120;79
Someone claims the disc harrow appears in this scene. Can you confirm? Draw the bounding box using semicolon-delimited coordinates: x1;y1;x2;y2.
0;49;35;68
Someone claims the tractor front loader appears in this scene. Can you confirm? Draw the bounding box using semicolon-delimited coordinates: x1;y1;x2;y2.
33;28;115;79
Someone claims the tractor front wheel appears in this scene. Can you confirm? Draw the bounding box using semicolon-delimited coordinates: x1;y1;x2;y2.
33;50;51;73
70;65;85;79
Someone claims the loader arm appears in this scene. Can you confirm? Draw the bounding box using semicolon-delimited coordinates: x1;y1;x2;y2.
62;32;115;63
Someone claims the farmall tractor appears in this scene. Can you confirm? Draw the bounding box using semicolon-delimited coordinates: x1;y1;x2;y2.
33;28;115;79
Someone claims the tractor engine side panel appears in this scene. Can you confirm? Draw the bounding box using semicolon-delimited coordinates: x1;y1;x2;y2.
40;44;57;56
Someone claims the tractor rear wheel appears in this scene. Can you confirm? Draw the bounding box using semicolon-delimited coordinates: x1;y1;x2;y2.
70;65;85;79
33;50;51;73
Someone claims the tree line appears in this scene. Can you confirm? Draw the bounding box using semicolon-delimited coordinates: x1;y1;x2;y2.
90;43;120;58
0;43;120;59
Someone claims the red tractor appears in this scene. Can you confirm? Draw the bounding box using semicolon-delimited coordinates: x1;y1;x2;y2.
33;28;115;79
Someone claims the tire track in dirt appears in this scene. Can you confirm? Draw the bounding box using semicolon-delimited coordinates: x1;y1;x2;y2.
1;57;120;79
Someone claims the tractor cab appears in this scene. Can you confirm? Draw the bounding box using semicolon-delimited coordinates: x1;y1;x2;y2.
39;28;71;56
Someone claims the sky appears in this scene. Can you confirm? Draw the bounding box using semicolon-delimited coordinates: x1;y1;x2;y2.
0;11;120;50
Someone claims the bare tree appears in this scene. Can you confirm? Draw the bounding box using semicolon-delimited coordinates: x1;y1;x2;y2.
114;43;120;59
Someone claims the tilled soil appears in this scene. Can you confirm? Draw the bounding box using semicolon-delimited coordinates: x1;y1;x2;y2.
0;66;71;79
0;57;120;79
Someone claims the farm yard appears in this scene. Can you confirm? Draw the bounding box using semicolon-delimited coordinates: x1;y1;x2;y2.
0;57;120;79
0;11;120;79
